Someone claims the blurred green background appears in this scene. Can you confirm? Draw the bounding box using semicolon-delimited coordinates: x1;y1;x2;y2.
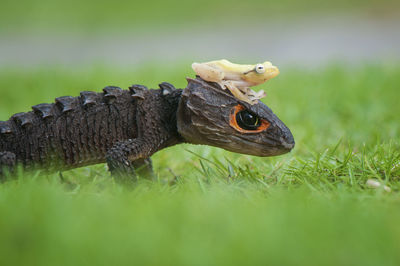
1;0;398;34
0;1;400;265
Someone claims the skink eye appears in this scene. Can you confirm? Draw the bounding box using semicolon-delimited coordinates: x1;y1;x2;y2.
236;110;260;130
255;64;265;74
229;105;270;133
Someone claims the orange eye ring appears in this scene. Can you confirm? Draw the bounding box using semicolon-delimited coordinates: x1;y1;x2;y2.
229;105;270;133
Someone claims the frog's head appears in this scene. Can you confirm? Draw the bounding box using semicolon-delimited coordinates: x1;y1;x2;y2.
242;61;280;85
177;77;294;157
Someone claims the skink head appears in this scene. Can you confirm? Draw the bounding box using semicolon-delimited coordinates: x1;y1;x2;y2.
177;77;294;157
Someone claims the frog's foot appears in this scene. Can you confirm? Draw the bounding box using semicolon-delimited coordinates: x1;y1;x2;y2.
246;88;265;97
240;87;264;104
217;82;228;90
222;81;254;104
247;89;266;99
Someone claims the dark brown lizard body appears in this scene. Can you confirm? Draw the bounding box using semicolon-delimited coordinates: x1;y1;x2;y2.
0;77;294;179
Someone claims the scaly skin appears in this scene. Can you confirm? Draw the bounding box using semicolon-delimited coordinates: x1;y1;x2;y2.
0;78;294;180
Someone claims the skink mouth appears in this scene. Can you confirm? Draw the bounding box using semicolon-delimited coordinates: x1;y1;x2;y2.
280;138;295;151
231;131;295;157
279;130;295;152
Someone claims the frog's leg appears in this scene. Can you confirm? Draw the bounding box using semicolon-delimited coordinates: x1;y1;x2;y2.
192;63;225;83
226;80;256;96
222;82;265;105
230;81;266;102
222;81;253;104
228;80;253;90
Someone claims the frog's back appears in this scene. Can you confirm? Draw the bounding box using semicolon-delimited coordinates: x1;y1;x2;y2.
208;59;254;73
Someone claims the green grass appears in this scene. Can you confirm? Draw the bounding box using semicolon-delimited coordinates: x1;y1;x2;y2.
0;63;399;265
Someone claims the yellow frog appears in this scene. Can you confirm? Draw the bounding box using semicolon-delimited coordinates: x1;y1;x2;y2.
192;59;279;104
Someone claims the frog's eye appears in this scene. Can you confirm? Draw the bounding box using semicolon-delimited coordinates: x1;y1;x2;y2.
229;105;270;133
255;64;266;74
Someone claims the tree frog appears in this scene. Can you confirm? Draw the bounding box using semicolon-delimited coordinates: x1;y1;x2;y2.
192;59;279;105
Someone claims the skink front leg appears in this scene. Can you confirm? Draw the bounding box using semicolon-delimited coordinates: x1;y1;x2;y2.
106;138;155;182
0;151;16;179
